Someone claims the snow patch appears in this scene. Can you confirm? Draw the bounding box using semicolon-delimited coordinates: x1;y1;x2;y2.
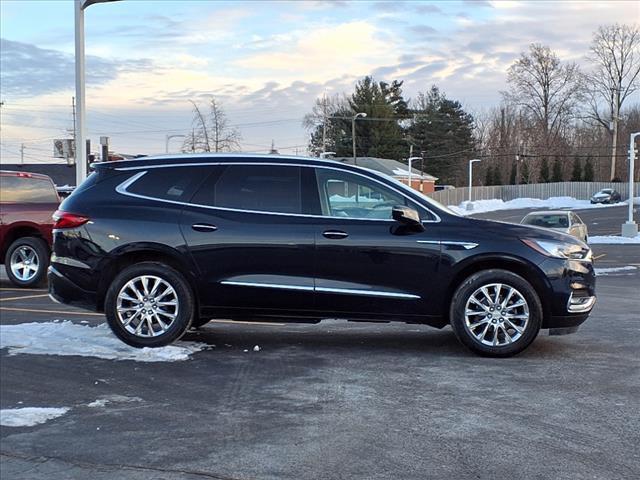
450;196;627;216
588;235;640;244
0;321;208;362
87;395;143;408
594;266;638;276
0;407;70;427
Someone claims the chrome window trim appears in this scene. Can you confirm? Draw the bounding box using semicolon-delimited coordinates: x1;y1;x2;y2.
114;162;442;223
221;280;420;299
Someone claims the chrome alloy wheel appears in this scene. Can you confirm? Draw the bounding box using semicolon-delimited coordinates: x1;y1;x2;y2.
464;283;530;347
116;275;179;337
10;245;39;282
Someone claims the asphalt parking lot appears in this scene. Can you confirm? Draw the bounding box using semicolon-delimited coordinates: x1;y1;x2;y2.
1;205;639;480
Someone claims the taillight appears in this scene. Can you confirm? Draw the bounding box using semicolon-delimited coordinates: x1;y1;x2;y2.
53;210;90;229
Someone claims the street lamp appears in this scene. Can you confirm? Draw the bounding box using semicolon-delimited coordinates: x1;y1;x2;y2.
165;134;186;153
74;0;119;187
468;159;481;208
352;112;367;165
407;157;422;190
622;132;639;238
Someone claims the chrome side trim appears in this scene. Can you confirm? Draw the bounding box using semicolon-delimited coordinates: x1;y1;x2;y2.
221;281;314;292
417;240;478;250
221;281;420;299
315;286;420;299
114;163;442;223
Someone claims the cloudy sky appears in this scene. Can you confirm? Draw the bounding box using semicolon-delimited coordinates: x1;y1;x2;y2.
0;0;637;163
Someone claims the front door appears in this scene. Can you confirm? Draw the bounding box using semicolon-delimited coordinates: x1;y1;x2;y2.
311;167;441;318
180;164;317;314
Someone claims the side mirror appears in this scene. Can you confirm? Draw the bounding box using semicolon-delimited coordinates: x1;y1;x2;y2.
392;206;425;232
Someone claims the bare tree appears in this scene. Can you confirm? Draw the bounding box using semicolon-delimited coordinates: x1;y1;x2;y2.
503;44;583;149
585;23;640;180
182;97;241;153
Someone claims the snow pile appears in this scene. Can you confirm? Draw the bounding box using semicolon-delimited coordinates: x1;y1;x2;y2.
0;321;208;362
1;407;70;427
594;266;637;276
451;196;626;215
589;235;640;244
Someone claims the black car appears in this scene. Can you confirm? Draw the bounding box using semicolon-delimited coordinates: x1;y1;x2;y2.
590;188;621;204
49;155;596;357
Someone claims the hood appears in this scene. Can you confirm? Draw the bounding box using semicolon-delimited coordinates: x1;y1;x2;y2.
593;193;611;198
463;217;583;245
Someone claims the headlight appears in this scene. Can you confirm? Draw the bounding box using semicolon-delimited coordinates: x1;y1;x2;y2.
522;238;592;261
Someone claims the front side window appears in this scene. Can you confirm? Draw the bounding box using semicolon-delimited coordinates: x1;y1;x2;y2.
0;175;58;203
315;169;408;220
192;165;302;214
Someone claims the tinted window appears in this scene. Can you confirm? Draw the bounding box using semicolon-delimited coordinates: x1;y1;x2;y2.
128;167;205;202
316;169;407;220
192;165;302;214
0;175;58;203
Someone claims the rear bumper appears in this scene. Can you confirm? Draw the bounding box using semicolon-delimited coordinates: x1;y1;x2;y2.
48;265;99;311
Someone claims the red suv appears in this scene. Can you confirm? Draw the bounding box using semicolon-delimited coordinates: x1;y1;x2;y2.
0;170;60;287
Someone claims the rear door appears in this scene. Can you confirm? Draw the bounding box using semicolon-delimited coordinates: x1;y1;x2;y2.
310;166;442;318
180;164;318;314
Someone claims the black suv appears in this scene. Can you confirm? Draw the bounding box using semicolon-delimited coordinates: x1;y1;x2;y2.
49;155;596;356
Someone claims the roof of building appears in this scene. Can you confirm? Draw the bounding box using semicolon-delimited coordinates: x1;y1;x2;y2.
0;163;77;187
333;157;438;181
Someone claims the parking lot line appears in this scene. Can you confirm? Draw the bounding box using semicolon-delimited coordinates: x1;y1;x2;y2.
0;306;104;317
209;319;285;327
0;287;47;292
0;293;51;302
593;254;606;260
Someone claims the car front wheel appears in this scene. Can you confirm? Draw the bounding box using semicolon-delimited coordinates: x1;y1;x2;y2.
450;269;542;357
105;262;195;348
5;237;49;287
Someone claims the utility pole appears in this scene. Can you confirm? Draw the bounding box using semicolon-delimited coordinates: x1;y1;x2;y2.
322;93;328;154
20;144;25;165
622;132;639;238
71;97;76;161
408;144;413;187
610;87;620;181
191;129;196;153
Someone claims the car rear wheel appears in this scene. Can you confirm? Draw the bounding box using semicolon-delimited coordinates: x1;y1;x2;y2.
450;269;542;357
105;262;195;348
5;237;49;287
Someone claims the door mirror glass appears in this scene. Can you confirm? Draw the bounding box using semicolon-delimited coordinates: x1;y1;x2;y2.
392;206;424;231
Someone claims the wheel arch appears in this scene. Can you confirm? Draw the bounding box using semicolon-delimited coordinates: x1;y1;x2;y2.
96;243;199;312
1;224;48;262
445;254;552;323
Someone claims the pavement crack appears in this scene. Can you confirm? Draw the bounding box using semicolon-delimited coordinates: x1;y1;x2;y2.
0;451;249;480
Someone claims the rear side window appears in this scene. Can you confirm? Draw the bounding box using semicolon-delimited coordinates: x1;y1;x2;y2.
192;165;302;214
127;167;205;202
0;175;58;203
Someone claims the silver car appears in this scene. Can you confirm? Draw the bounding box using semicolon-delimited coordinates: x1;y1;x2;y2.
521;211;588;243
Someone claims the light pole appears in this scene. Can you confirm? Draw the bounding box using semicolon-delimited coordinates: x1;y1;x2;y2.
622;132;639;238
352;112;367;165
468;159;481;208
407;157;422;190
74;0;119;187
165;134;186;153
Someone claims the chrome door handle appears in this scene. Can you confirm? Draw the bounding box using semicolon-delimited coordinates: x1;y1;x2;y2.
323;230;348;239
192;224;218;232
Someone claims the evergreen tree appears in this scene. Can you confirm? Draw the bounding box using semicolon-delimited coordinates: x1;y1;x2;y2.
571;156;582;181
583;156;595;181
493;166;503;185
539;158;551;182
509;162;517;184
485;165;494;186
521;162;530;184
552;157;563;182
407;85;475;185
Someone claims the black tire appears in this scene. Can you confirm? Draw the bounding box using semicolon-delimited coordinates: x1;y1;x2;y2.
104;262;195;348
4;237;49;287
449;269;542;357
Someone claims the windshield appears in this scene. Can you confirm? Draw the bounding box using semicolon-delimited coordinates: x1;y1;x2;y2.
522;214;570;228
599;189;613;194
371;169;459;216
